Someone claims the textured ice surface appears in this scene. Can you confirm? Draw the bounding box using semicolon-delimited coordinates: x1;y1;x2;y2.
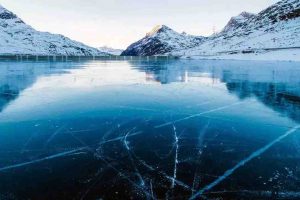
0;59;300;200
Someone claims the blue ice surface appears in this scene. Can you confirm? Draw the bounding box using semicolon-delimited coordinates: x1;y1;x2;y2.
0;58;300;199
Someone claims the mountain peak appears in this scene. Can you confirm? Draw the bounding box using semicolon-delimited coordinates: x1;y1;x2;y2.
230;11;256;23
146;25;173;37
0;4;18;20
221;11;256;33
0;4;5;11
238;11;256;18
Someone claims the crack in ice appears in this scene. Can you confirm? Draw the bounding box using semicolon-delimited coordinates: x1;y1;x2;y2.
137;158;193;191
99;131;143;145
155;102;244;128
149;180;156;200
171;124;179;188
67;128;153;199
123;128;146;187
0;147;88;172
124;128;135;151
189;125;300;200
44;124;68;147
97;156;153;199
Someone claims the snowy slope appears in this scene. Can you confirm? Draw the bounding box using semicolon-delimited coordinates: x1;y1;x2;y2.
221;12;256;33
121;25;206;56
0;5;107;56
178;0;300;56
98;46;123;55
190;49;300;61
123;0;300;59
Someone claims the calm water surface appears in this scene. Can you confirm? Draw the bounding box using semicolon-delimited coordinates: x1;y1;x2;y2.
0;59;300;200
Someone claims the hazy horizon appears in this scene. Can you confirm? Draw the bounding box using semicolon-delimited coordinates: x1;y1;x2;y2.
1;0;279;49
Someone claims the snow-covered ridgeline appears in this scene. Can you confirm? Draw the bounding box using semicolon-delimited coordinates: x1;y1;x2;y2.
121;25;206;56
122;0;300;61
0;4;107;56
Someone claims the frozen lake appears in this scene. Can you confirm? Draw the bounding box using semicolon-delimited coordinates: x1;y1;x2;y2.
0;59;300;200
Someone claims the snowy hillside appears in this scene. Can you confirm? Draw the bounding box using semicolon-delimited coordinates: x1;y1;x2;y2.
121;25;206;56
123;0;300;60
98;46;123;55
178;0;300;57
221;12;256;33
0;5;107;56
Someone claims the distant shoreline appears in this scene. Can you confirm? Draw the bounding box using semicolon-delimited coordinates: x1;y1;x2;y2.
1;48;299;62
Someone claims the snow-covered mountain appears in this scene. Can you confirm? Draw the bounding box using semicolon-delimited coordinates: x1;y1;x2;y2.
121;25;206;56
0;5;107;56
221;12;256;33
122;0;300;58
98;46;123;55
181;0;300;56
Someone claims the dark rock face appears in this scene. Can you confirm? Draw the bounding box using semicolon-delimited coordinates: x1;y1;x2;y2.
280;8;300;20
0;11;17;20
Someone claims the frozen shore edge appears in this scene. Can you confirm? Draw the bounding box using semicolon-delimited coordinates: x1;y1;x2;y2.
0;48;299;62
182;48;300;62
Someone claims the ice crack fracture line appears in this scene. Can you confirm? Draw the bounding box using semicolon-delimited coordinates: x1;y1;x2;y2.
99;131;143;145
155;102;243;129
0;147;88;172
172;125;179;188
189;125;300;200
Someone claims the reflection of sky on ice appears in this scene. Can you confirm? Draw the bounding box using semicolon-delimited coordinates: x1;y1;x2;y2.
0;59;300;200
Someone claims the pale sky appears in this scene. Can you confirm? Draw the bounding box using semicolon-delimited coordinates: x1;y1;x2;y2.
0;0;279;49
